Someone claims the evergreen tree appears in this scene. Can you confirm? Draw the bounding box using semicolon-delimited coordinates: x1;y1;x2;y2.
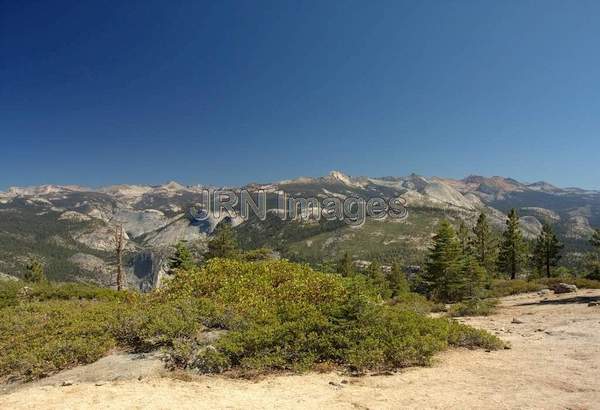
24;259;45;283
585;228;600;279
336;252;354;277
591;228;600;251
459;254;487;299
169;241;196;272
472;212;496;273
532;223;563;278
387;261;410;298
423;220;464;302
366;260;391;299
457;221;472;255
205;223;239;260
497;209;526;280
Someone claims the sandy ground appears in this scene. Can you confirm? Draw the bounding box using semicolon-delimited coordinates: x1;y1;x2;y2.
2;289;600;409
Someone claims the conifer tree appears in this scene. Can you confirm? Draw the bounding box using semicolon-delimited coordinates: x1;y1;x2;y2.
24;259;45;283
205;223;239;260
587;228;600;280
497;209;526;280
366;260;391;299
387;261;410;298
457;221;472;255
336;252;354;277
472;212;496;273
591;228;600;250
459;254;487;299
423;220;464;302
169;241;196;272
532;223;563;278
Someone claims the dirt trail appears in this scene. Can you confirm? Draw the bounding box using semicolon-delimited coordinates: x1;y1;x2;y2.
2;290;600;409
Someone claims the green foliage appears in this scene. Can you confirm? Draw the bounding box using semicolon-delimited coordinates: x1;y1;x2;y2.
457;221;472;255
538;277;600;290
390;291;436;315
205;224;239;260
24;259;46;283
0;298;125;381
0;281;126;308
162;259;502;374
169;241;196;272
531;223;563;278
449;298;498;317
366;261;391;299
497;209;527;280
472;212;496;273
586;261;600;281
487;277;600;298
487;279;546;298
387;261;410;298
336;251;354;277
239;248;276;262
590;228;600;249
0;259;503;381
423;220;487;302
447;320;506;350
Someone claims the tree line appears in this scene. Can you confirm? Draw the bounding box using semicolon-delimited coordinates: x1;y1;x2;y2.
419;209;600;302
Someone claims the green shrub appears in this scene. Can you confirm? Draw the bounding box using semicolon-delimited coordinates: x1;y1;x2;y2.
390;291;436;314
486;279;545;298
447;321;507;350
0;258;504;380
164;259;503;374
448;298;498;317
0;299;125;381
0;281;126;308
538;277;600;290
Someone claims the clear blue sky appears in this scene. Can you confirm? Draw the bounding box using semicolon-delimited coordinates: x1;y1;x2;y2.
1;0;599;189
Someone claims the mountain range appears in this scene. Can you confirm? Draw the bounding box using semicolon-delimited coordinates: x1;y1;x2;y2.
1;171;598;290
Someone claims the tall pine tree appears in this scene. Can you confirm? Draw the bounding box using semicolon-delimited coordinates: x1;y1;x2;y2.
169;241;196;272
532;223;563;278
472;212;496;273
366;260;391;299
24;259;46;283
205;223;239;260
586;228;600;280
591;228;600;250
336;252;354;277
387;261;410;298
457;221;472;255
423;220;464;302
497;209;526;280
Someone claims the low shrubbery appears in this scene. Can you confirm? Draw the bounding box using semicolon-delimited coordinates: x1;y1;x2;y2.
0;259;504;382
486;279;546;298
537;277;600;290
0;298;125;380
448;298;498;317
487;277;600;298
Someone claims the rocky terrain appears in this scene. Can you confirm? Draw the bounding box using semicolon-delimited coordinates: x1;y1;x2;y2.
0;172;599;288
2;289;599;409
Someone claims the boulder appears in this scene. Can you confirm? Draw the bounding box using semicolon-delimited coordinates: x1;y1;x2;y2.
552;283;578;294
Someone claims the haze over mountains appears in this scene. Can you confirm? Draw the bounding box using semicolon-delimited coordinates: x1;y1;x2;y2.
1;171;598;290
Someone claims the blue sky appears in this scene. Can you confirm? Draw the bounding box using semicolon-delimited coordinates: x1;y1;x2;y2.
1;0;599;189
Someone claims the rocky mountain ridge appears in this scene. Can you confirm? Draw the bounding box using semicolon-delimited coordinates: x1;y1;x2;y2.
1;171;598;289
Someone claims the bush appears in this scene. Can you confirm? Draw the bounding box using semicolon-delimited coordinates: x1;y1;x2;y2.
0;259;504;381
538;277;600;290
0;281;127;308
0;299;125;381
163;259;503;374
448;298;498;317
487;279;546;298
447;321;507;350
